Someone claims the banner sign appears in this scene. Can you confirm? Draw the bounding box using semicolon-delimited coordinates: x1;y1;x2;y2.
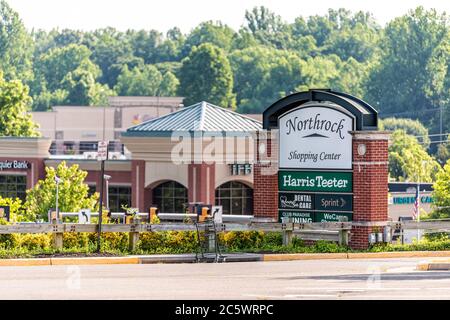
278;106;354;169
278;171;352;193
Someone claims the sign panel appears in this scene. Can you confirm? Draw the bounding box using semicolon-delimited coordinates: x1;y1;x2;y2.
279;171;352;193
78;209;91;224
278;192;314;210
279;210;314;223
315;194;353;212
0;206;10;222
279;106;354;169
211;206;223;224
97;141;108;161
315;212;353;222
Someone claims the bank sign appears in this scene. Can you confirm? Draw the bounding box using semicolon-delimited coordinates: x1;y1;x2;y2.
278;106;354;169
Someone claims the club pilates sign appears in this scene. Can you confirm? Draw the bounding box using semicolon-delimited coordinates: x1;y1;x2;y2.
279;106;354;169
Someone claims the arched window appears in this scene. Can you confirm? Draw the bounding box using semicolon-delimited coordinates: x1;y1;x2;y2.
215;181;253;215
153;181;188;213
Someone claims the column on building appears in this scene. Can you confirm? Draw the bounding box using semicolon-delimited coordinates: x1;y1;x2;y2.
350;131;390;249
253;131;278;221
188;163;215;205
131;159;146;211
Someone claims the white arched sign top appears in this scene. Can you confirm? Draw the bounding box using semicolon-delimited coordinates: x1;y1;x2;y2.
279;105;354;169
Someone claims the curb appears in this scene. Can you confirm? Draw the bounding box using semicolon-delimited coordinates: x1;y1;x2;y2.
417;259;450;271
263;253;347;261
263;251;450;262
1;251;450;267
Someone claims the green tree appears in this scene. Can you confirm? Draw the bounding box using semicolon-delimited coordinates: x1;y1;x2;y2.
114;64;163;96
245;6;291;49
60;59;114;106
182;21;235;56
33;44;113;108
388;130;441;182
365;7;449;127
0;72;39;137
0;0;34;82
159;71;179;96
380;117;431;149
179;43;235;108
431;160;450;218
25;161;99;220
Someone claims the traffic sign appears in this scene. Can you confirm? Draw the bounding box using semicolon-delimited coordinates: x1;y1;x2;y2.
97;141;108;161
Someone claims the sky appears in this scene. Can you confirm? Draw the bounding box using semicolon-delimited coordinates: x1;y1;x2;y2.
6;0;450;33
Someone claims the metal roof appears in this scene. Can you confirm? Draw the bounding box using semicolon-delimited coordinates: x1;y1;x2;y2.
123;101;262;136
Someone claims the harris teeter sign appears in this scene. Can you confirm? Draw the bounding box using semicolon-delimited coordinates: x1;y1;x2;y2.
279;171;352;193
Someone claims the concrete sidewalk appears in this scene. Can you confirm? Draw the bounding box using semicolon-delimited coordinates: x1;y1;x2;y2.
1;251;450;266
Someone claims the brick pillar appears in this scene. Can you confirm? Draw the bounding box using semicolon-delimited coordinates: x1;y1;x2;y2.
131;160;146;211
253;131;278;221
350;131;390;249
188;163;215;205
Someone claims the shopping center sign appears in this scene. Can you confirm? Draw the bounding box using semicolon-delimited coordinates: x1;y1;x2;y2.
278;106;354;170
276;103;355;222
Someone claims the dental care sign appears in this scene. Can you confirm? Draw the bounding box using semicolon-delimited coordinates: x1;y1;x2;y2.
279;106;354;169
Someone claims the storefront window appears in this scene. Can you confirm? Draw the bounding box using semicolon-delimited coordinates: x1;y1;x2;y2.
0;175;27;201
153;181;188;213
108;185;132;212
215;181;253;215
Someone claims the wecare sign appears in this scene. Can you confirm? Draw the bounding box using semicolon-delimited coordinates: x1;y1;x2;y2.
279;106;354;169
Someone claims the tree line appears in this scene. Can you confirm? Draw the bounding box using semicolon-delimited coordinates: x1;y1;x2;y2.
0;2;447;117
1;1;450;177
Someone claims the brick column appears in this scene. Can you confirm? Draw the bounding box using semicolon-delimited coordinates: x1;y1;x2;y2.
188;163;215;205
350;131;390;249
131;160;146;211
253;131;278;221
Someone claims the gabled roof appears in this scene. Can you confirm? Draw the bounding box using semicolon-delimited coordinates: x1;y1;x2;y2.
122;101;262;137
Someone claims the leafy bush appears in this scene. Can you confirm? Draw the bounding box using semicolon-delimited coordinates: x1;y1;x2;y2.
87;232;129;252
63;232;90;249
16;233;52;251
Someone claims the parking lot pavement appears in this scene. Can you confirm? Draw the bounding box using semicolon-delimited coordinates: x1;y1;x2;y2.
0;257;448;299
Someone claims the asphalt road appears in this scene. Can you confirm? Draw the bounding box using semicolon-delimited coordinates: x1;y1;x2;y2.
0;257;450;300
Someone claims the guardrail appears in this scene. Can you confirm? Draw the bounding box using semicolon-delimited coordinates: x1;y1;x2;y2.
59;212;254;223
8;218;450;252
0;220;352;251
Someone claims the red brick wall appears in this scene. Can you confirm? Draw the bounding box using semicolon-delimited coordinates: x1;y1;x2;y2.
350;134;389;249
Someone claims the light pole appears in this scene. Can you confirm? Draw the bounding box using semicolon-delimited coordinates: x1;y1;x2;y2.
104;175;111;212
55;176;63;221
